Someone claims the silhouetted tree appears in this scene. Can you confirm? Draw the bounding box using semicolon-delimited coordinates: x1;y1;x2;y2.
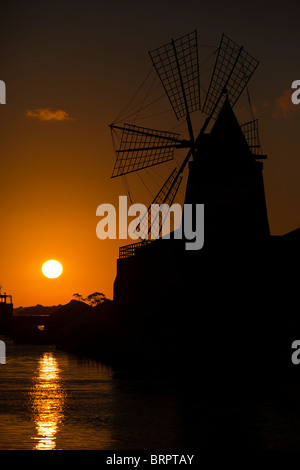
72;292;107;306
73;293;84;302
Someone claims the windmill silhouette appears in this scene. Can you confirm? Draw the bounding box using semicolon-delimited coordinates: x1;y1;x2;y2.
110;30;269;257
106;32;300;393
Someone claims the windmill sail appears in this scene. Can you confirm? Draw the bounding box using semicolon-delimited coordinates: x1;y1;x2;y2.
111;124;188;178
149;30;200;121
202;34;259;120
136;167;183;240
241;119;262;156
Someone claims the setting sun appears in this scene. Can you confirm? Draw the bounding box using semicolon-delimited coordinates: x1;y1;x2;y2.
42;260;63;279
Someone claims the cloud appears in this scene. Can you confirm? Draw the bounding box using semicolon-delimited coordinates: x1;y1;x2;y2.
272;89;299;119
26;108;74;121
235;104;259;121
237;91;300;121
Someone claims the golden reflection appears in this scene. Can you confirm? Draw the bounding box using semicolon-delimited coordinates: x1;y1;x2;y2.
30;352;66;450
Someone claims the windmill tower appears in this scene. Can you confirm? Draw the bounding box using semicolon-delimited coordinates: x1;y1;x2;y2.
110;31;270;316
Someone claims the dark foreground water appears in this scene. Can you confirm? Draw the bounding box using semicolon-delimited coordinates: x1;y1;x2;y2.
0;337;186;450
2;336;300;450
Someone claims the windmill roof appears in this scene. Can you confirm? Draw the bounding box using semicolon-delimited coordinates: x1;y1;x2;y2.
210;98;253;166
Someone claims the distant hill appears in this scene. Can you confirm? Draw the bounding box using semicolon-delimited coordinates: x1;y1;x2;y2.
11;298;121;359
44;299;122;359
46;299;93;330
13;304;62;316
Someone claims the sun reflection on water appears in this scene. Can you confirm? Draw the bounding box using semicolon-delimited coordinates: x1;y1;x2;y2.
30;352;66;450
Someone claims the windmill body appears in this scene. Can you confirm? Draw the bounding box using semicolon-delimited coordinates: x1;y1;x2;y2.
183;98;270;249
113;97;270;323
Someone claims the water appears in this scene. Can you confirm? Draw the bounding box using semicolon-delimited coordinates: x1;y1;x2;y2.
3;337;300;450
0;338;183;450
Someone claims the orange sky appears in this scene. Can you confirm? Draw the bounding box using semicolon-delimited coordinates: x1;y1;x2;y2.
0;1;300;307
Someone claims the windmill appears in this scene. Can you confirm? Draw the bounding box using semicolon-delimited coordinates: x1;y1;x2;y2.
110;31;267;257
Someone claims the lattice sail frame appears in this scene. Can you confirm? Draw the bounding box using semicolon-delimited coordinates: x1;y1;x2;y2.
111;124;183;177
202;34;259;120
149;30;200;120
241;119;262;156
135;167;183;240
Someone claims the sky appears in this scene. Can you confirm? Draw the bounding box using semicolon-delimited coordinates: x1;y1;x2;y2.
0;0;300;307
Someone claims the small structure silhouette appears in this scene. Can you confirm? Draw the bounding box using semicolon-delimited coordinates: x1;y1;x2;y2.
0;286;13;335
